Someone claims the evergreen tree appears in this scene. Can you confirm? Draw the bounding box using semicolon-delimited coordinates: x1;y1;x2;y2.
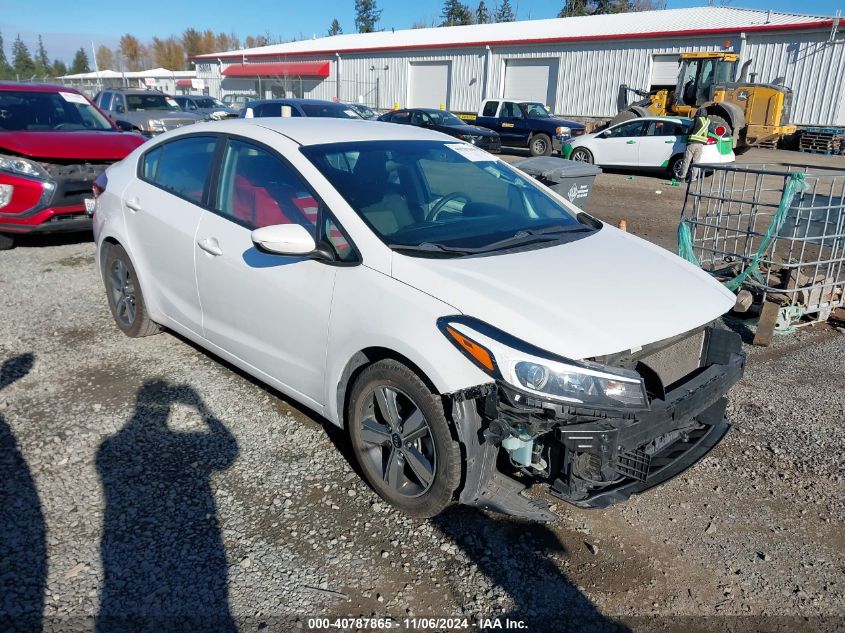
12;35;36;78
494;0;515;22
558;0;590;17
70;48;90;74
441;0;473;25
476;1;490;23
52;59;67;77
0;32;13;80
354;0;382;33
34;35;50;76
328;18;342;36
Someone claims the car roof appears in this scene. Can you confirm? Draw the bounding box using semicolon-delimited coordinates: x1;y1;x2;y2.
248;98;344;106
0;82;83;94
191;117;456;146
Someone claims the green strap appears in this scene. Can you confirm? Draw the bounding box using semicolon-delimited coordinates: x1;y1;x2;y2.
678;172;808;293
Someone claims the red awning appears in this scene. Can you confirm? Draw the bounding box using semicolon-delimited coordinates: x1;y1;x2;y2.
175;79;193;87
222;62;330;78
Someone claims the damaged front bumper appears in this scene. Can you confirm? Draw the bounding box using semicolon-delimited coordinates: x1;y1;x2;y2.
448;326;745;522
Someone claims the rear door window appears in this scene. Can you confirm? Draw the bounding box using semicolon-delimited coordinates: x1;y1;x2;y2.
482;101;499;117
144;136;217;204
645;120;683;136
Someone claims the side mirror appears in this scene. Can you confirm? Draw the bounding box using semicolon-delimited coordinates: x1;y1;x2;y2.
251;224;317;257
116;104;125;114
114;120;134;132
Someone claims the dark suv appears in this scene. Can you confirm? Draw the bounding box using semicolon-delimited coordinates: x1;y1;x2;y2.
94;88;204;137
0;83;145;249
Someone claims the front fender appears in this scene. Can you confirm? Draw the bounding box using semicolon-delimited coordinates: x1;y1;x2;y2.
324;265;490;426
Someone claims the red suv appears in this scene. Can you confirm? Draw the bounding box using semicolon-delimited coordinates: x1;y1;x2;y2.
0;83;146;250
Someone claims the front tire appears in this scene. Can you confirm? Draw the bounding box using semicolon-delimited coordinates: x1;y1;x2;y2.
0;234;14;251
570;147;593;163
529;133;553;157
347;360;461;518
103;244;161;338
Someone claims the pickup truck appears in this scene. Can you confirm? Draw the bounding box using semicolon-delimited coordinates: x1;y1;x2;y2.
459;99;586;156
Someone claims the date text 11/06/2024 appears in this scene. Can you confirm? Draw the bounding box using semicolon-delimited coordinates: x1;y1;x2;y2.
306;617;528;630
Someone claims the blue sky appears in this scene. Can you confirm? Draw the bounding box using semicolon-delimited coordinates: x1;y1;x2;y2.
2;0;842;62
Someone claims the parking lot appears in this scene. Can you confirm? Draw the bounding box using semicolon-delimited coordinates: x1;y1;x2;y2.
1;145;843;631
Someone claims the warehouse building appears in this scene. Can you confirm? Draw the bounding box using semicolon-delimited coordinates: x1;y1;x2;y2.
192;6;845;126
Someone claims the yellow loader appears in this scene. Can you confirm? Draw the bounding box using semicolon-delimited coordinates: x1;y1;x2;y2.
613;52;796;147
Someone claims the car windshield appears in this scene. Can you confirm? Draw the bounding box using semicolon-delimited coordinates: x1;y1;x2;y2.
523;103;551;119
302;140;590;254
301;103;360;118
193;97;221;109
126;94;181;111
427;111;466;126
0;90;113;131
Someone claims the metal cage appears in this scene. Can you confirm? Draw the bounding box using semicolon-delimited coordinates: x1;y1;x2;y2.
679;162;845;325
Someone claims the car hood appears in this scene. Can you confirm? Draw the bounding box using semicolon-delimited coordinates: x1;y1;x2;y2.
445;124;497;136
0;130;146;161
544;116;585;130
390;226;736;359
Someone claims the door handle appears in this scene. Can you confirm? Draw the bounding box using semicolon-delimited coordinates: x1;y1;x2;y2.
626;140;637;144
665;139;676;144
197;237;223;256
125;198;142;212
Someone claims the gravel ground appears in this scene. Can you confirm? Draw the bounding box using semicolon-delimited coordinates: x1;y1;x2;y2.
0;148;843;633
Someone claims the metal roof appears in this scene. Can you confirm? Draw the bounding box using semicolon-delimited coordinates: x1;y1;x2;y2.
193;7;834;61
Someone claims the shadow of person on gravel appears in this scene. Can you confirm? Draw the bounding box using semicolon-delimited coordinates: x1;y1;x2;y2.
95;380;238;632
0;353;46;633
432;506;630;633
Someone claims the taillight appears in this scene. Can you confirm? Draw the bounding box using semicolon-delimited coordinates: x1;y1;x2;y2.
706;136;716;145
714;125;727;137
92;172;108;198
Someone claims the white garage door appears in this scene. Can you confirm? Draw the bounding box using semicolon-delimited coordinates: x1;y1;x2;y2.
504;58;558;109
408;62;451;109
651;55;680;88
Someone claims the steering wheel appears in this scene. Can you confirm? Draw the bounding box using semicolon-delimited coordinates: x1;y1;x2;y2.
429;192;470;222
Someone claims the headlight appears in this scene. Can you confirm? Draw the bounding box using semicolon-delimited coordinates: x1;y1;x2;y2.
0;155;50;180
458;134;481;144
556;126;572;137
147;119;166;132
439;317;648;410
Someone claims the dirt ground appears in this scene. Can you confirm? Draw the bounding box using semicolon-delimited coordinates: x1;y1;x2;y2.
0;147;843;633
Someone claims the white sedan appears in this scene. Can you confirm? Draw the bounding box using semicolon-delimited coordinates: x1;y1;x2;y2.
93;118;743;519
563;116;734;179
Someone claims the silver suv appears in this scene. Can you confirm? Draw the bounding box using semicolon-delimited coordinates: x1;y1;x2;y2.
94;89;204;137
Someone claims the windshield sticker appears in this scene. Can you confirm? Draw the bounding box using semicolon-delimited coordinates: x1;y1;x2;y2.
446;143;494;162
59;91;89;105
166;98;179;107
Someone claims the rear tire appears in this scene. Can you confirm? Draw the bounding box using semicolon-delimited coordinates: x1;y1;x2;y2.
347;360;461;518
669;155;685;180
570;147;593;163
529;133;553;157
103;244;161;338
0;234;14;251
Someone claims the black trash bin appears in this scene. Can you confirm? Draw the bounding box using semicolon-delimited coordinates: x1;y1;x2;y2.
512;156;602;207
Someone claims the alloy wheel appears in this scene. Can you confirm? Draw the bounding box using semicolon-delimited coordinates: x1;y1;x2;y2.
109;259;137;327
356;385;437;498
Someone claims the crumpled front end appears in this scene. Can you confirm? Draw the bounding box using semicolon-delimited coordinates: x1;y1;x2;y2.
448;325;744;521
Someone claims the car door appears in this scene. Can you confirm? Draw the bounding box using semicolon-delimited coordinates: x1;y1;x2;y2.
638;120;685;168
497;102;525;144
194;135;343;405
121;134;219;335
591;120;647;166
